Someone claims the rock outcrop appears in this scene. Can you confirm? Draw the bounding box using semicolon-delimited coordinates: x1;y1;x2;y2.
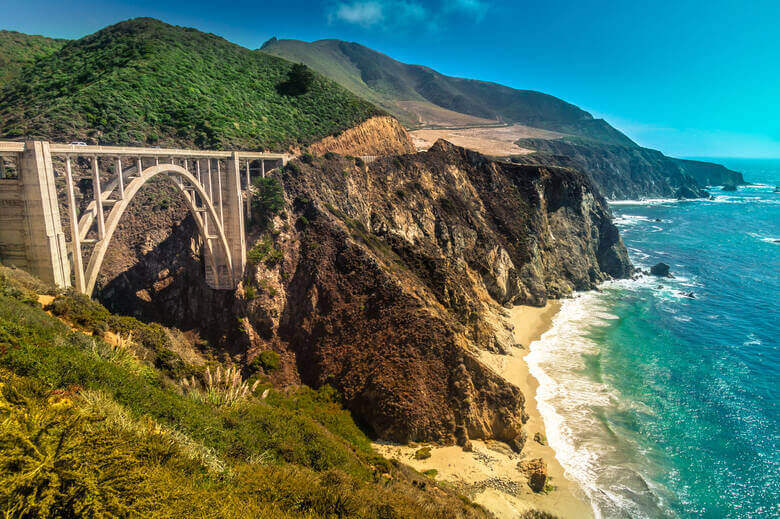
518;458;548;493
308;115;416;156
95;140;632;447
671;158;745;187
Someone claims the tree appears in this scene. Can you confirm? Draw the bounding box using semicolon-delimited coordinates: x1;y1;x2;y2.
276;63;314;96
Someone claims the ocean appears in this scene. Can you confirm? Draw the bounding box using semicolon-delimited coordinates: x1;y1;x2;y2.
526;159;780;518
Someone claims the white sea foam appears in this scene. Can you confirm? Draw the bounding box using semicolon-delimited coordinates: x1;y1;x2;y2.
608;198;681;206
526;284;675;518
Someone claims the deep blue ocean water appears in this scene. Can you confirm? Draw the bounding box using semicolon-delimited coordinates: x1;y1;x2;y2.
526;159;779;518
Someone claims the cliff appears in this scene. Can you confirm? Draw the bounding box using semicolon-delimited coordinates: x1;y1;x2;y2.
95;140;631;448
512;138;709;199
671;157;745;186
308;115;416;156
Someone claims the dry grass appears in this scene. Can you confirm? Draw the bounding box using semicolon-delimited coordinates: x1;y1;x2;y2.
181;365;260;407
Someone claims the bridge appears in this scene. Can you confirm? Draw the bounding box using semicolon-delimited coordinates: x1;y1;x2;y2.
0;140;287;294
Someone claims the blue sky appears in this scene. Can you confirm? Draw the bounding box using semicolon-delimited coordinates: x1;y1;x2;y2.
2;0;779;158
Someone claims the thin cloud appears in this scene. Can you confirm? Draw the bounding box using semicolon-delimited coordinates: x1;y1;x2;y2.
327;0;488;31
329;1;384;27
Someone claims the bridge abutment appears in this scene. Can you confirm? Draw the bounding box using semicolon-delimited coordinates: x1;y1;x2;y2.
0;141;71;287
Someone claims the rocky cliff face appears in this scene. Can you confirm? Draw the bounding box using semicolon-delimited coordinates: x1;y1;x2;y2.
95;140;631;448
671;157;745;187
513;138;710;199
308;115;416;156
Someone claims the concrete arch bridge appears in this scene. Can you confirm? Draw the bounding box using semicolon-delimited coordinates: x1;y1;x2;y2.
0;141;287;294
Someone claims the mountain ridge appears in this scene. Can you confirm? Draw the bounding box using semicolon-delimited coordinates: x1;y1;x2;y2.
261;37;636;147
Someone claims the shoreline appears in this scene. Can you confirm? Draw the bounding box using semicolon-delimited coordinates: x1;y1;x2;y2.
373;302;594;518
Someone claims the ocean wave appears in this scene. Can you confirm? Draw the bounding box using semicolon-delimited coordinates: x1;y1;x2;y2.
608;198;681;206
748;233;780;244
526;290;676;518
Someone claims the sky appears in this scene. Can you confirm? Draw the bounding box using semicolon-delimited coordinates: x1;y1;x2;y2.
2;0;779;158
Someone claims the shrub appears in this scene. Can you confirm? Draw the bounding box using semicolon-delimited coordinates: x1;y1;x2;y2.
255;350;280;372
0;383;145;517
300;152;314;164
251;176;285;228
247;238;283;268
276;63;315;96
414;447;432;460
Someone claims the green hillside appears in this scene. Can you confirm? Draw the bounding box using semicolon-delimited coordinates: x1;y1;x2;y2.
0;31;65;87
0;265;495;518
0;19;383;150
260;38;636;146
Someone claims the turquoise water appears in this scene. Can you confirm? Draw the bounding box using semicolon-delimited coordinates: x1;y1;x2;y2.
527;159;779;518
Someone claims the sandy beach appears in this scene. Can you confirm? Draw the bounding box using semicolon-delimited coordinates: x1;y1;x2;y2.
374;303;593;518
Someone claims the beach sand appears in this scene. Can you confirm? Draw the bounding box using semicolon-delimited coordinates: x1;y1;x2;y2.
373;302;593;518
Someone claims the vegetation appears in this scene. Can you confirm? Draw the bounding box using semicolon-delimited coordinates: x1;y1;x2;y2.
414;447;432;460
0;18;382;148
276;63;315;96
247;237;283;268
0;265;490;518
0;30;65;87
251;176;285;228
253;350;281;372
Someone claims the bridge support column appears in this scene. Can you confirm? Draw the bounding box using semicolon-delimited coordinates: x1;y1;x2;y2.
224;153;246;283
18;141;71;287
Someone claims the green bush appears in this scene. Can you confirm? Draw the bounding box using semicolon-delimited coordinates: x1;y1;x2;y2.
253;350;281;372
247;238;283;268
251;176;285;228
414;447;431;460
276;63;315;96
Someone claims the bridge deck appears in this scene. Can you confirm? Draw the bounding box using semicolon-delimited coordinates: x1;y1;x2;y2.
0;141;288;161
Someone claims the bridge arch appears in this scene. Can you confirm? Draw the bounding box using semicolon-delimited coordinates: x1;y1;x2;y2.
83;163;233;295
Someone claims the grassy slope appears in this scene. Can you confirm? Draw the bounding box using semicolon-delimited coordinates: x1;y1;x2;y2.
0;265;497;518
260;38;636;146
0;31;66;87
0;19;383;150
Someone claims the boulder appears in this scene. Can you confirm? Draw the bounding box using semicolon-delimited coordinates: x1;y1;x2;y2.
517;458;548;493
650;262;673;278
721;183;737;192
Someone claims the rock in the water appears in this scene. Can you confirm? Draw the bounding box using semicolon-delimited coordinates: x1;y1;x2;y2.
721;183;738;192
676;185;702;199
650;262;673;278
517;458;548;493
684;292;696;298
774;186;780;192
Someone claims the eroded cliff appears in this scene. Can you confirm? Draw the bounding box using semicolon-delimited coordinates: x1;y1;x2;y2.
308;115;416;156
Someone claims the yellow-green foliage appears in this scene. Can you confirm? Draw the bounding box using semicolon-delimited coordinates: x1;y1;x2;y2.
0;269;492;518
0;381;145;517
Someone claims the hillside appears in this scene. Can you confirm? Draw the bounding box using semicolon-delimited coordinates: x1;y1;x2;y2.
260;38;636;146
0;19;383;150
0;30;65;87
0;265;497;518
